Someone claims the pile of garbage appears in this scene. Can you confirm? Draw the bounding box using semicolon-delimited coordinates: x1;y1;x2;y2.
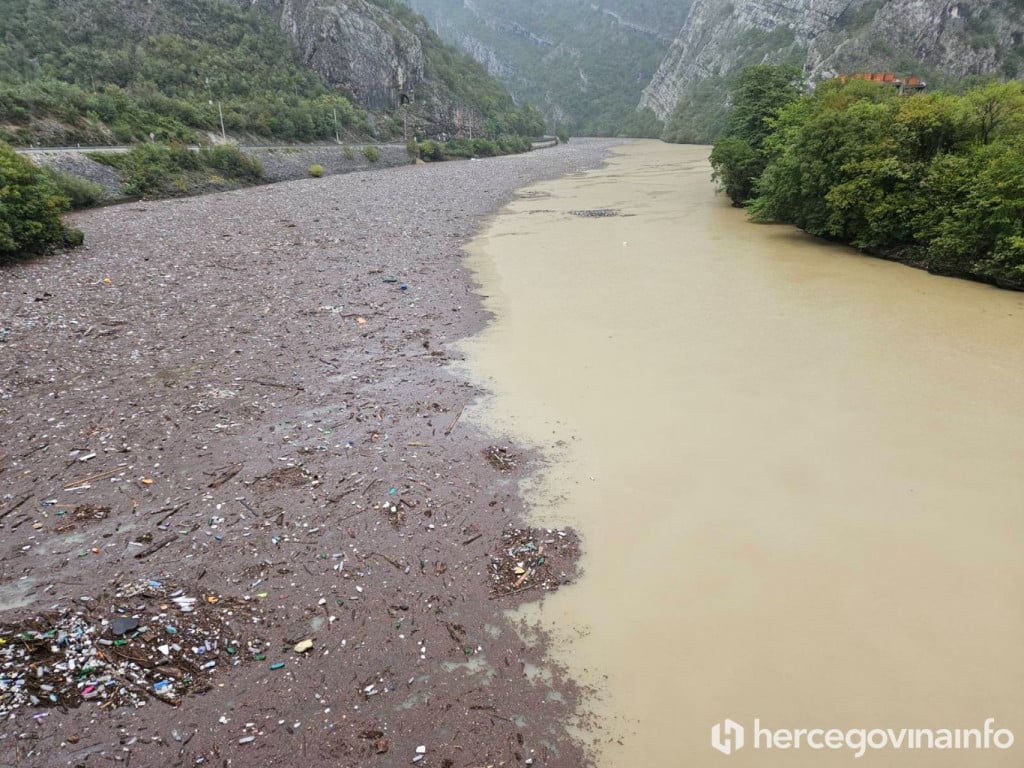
484;445;518;472
569;208;621;218
0;580;263;718
490;526;578;597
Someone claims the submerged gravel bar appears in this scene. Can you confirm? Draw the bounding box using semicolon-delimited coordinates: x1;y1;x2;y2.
0;139;621;767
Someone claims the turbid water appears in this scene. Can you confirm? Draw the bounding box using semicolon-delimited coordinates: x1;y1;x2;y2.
459;141;1024;766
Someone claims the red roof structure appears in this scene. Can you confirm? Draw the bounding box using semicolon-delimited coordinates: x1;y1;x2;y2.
838;73;927;92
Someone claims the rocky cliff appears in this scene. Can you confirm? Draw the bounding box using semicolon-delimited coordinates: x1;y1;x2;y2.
236;0;425;109
642;0;1024;127
233;0;522;136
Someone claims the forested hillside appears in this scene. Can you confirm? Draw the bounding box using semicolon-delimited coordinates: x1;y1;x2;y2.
0;0;542;146
0;0;361;145
405;0;691;136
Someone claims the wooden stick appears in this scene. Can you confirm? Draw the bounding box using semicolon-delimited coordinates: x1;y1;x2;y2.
63;464;129;489
365;551;405;570
134;534;177;559
0;494;31;522
241;378;304;391
156;502;189;527
326;485;360;504
512;545;545;589
207;463;242;489
443;403;465;436
489;584;537;600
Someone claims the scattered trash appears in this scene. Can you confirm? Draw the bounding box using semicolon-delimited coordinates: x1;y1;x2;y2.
484;445;518;471
172;595;197;613
111;617;139;636
0;579;259;716
256;465;316;489
490;526;579;598
293;639;313;654
569;208;621;218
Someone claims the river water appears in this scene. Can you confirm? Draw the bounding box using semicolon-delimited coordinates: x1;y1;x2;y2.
459;141;1024;766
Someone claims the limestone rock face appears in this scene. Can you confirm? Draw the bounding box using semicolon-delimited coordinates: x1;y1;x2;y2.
640;0;1024;121
236;0;425;109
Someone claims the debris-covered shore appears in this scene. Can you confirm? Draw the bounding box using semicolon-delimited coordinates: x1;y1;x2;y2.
0;139;620;767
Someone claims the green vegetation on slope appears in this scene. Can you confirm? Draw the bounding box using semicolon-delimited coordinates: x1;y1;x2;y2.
90;143;263;197
0;140;81;260
712;66;1024;289
707;65;803;203
0;0;544;146
412;135;531;161
0;0;365;145
406;0;691;136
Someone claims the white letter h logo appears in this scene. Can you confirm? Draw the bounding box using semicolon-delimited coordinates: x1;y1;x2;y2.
711;719;745;755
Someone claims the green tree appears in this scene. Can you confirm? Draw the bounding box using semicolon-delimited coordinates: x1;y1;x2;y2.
751;81;926;243
741;75;1024;288
913;138;1024;287
0;140;75;260
724;65;804;152
963;81;1024;145
709;65;803;205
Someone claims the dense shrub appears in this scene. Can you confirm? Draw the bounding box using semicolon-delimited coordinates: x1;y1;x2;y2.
92;142;263;197
308;164;324;177
41;168;107;209
200;145;263;183
417;140;445;161
0;141;78;260
362;145;380;162
415;136;530;162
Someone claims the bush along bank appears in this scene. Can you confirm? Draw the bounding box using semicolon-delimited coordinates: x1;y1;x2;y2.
711;66;1024;290
410;135;533;162
0;140;83;263
89;143;264;198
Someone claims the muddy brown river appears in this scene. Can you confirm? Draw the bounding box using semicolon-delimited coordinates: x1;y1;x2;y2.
459;141;1024;766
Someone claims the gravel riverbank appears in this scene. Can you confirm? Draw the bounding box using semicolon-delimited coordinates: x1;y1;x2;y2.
0;139;622;767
